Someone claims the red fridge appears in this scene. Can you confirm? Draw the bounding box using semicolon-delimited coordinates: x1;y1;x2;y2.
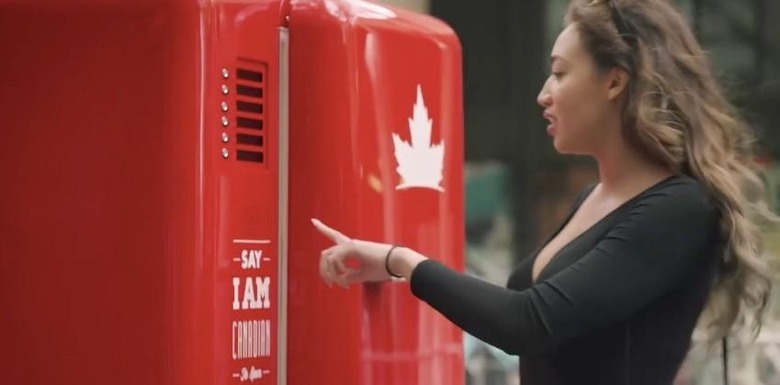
0;1;465;384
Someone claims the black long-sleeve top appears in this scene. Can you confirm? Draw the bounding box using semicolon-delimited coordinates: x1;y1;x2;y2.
410;175;723;385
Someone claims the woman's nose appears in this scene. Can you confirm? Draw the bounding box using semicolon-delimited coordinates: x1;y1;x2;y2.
537;80;552;108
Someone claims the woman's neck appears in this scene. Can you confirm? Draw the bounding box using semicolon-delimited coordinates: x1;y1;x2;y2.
594;143;674;196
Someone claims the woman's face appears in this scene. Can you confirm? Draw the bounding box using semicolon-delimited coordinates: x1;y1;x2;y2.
537;24;623;156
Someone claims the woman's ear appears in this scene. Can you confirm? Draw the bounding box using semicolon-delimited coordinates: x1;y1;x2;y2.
605;67;629;100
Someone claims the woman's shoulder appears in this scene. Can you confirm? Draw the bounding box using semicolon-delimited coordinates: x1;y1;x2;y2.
573;174;715;210
630;174;721;223
646;174;715;203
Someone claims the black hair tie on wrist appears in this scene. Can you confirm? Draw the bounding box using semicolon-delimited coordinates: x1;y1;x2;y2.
385;245;404;279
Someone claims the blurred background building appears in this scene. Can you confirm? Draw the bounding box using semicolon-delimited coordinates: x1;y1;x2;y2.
378;0;780;384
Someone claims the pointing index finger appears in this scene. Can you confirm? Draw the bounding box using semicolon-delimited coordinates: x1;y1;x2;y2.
311;218;350;244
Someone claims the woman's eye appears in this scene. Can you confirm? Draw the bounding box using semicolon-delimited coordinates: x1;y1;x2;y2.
552;71;564;78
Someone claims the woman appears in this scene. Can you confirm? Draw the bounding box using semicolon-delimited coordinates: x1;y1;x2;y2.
312;0;777;383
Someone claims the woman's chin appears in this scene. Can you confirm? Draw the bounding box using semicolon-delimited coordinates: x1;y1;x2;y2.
552;138;583;155
552;137;567;153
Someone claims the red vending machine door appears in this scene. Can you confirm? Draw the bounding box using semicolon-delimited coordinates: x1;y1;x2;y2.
287;1;465;385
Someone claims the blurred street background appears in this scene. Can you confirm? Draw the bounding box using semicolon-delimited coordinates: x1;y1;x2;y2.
378;1;780;384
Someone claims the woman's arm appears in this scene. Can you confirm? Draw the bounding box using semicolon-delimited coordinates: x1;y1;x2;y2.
397;183;720;356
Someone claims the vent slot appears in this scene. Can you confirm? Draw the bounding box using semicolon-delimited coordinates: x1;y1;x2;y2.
237;100;263;114
237;133;263;146
237;84;263;98
237;68;263;83
236;117;263;130
237;150;264;163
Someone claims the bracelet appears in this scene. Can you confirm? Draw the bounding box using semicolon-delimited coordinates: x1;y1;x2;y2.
384;245;404;279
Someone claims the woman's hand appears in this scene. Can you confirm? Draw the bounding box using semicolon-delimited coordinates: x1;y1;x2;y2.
311;218;396;287
311;218;426;288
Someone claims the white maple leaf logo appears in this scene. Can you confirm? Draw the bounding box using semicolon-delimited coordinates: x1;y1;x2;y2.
392;84;445;192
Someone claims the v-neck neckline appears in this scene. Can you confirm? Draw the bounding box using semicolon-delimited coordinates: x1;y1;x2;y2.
530;175;680;284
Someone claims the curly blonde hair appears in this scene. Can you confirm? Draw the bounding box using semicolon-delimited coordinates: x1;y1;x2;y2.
564;0;778;343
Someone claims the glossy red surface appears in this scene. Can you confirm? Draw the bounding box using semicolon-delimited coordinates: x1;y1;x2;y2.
0;1;284;384
287;2;465;385
0;1;464;385
0;2;197;385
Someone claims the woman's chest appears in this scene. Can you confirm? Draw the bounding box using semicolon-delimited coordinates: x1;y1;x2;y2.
507;222;613;290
